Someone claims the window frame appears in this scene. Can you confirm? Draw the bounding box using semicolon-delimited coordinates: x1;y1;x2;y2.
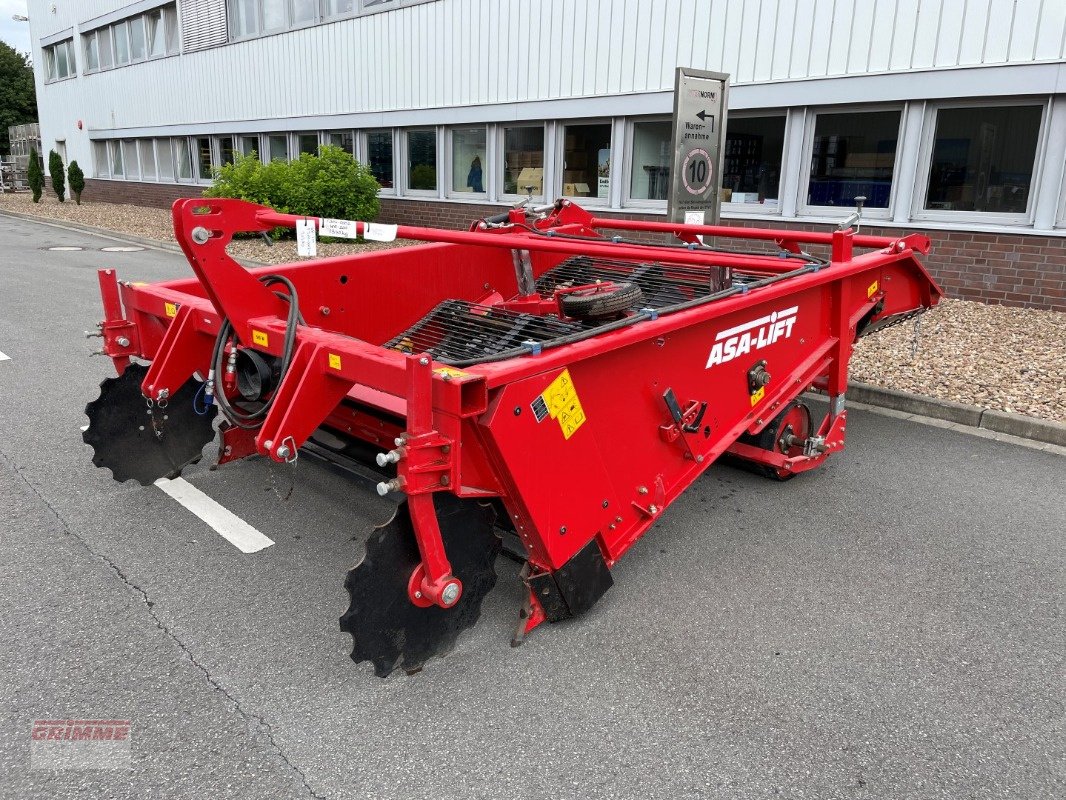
911;97;1049;227
797;103;906;220
446;126;491;200
621;116;673;210
557;118;615;207
402;127;440;197
83;4;179;73
360;128;397;195
43;39;77;83
719;110;789;216
497;122;547;204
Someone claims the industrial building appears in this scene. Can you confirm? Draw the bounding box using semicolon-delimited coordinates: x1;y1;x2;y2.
25;0;1066;311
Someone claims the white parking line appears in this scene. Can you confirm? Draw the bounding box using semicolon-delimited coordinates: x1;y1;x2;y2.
154;477;275;553
0;351;10;361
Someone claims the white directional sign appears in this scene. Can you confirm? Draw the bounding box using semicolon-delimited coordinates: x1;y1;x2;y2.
667;68;729;227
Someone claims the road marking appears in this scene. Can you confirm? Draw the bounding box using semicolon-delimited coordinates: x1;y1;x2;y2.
80;425;89;431
0;351;9;361
154;477;275;553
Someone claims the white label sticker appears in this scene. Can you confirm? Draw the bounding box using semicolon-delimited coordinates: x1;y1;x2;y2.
296;218;317;257
319;217;359;239
363;222;398;242
684;211;706;245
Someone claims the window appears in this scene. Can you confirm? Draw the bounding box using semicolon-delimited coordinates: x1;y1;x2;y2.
43;39;76;82
114;21;131;65
327;130;354;154
139;140;157;180
923;104;1042;216
229;0;259;37
723;116;786;207
239;135;260;157
451;128;486;195
502;125;544;197
325;0;355;16
129;16;147;61
123;140;140;179
97;28;113;69
366;130;394;189
84;4;177;71
562;123;611;201
93;141;109;177
297;133;319;156
196;137;213;180
628;120;671;202
292;0;318;25
146;10;165;58
218;136;236;166
263;0;288;31
157;139;175;181
406;129;437;192
175;138;193;181
806;110;901;210
268;134;290;161
85;34;100;71
109;141;124;177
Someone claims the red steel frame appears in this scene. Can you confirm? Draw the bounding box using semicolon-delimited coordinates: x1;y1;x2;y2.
93;197;942;631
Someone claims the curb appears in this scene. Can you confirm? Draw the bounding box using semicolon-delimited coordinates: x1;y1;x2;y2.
0;207;183;253
848;381;1066;448
4;207;1063;448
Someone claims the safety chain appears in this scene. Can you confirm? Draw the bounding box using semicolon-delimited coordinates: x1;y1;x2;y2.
145;390;169;441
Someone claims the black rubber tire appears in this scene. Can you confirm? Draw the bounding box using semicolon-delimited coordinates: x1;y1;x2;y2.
559;281;643;320
734;400;813;481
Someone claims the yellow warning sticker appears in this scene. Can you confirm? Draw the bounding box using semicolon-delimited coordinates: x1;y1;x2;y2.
434;367;469;379
252;330;269;347
540;368;586;440
867;280;879;298
750;386;766;406
164;302;178;318
328;353;342;370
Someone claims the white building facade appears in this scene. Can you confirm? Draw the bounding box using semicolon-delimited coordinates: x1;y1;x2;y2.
27;0;1066;311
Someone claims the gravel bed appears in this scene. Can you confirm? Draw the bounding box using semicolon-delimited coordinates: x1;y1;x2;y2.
852;298;1065;423
3;193;1063;423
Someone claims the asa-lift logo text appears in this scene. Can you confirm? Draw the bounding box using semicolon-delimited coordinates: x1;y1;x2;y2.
706;306;799;368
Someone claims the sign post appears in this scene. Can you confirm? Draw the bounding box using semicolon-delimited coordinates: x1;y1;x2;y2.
667;68;729;227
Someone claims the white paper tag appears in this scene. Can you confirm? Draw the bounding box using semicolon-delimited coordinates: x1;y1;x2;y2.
296;218;317;257
319;217;359;239
362;222;398;242
684;211;706;245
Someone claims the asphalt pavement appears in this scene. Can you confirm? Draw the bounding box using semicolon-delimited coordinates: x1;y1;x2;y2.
0;214;1063;799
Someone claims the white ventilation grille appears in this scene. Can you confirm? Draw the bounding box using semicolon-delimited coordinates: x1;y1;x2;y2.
181;0;228;52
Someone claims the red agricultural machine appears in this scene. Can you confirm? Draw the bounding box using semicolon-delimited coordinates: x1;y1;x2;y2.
84;197;941;676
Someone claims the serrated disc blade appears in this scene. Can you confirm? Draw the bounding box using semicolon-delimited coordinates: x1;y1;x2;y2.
83;363;217;486
340;494;500;677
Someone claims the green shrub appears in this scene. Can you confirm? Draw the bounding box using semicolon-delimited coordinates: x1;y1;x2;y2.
48;149;65;202
204;146;380;231
27;148;43;202
67;160;85;204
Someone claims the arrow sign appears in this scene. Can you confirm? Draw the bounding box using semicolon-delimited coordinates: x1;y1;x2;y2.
696;110;711;121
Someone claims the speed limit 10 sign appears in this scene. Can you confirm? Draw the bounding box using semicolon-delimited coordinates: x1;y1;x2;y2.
667;67;729;227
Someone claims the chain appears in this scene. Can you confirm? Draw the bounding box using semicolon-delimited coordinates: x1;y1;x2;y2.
910;315;922;360
267;459;295;502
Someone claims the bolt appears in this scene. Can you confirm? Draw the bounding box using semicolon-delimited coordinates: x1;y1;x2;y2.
696;454;704;463
559;526;567;535
375;449;402;467
441;444;451;454
394;436;407;447
441;581;461;606
649;504;658;514
414;590;422;599
264;440;273;450
602;499;609;508
191;226;210;245
117;336;130;347
440;475;450;486
320;306;331;316
276;445;291;460
419;357;430;366
638;486;648;495
375;481;391;496
513;406;521;416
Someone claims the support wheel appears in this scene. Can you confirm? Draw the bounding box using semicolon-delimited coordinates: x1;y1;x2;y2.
559;281;643;321
737;400;812;481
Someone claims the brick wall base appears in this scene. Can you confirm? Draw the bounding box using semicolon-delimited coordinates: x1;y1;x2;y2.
80;180;1065;313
